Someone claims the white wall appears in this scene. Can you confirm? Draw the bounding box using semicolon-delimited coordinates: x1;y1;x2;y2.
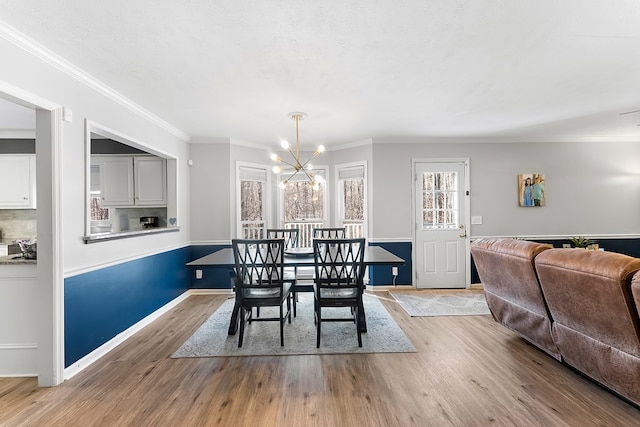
189;140;231;242
371;139;640;239
187;137;640;243
0;37;191;274
1;30;191;383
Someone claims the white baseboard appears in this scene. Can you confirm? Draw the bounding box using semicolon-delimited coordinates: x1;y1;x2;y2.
189;288;234;296
366;284;414;291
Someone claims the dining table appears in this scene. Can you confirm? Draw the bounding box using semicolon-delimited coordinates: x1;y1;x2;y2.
187;245;405;335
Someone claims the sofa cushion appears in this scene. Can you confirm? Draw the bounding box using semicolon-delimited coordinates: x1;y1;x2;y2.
535;248;640;356
535;249;640;405
471;238;559;359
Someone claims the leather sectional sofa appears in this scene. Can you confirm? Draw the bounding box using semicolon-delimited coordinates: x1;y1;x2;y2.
471;237;640;406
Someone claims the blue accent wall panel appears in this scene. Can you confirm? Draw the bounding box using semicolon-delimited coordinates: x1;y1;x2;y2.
64;247;190;367
368;242;412;286
188;244;234;289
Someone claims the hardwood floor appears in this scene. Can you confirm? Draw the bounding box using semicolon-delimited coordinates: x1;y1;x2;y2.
2;291;640;426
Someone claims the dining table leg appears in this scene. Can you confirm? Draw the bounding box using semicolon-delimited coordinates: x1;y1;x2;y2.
358;299;367;333
227;300;240;335
227;271;240;335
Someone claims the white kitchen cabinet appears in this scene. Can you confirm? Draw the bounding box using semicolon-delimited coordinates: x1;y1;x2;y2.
99;156;134;206
134;156;166;206
95;155;166;207
0;155;36;209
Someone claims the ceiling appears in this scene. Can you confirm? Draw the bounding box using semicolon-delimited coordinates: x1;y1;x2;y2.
2;1;640;147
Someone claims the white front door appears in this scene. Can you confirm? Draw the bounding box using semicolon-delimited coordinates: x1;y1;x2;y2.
414;160;469;289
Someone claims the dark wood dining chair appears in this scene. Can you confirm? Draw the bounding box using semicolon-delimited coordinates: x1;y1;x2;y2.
232;238;292;347
266;228;306;316
312;238;366;347
312;227;346;239
266;228;299;249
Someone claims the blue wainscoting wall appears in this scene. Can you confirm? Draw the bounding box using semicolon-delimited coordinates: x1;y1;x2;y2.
64;246;191;368
367;241;412;286
189;244;233;289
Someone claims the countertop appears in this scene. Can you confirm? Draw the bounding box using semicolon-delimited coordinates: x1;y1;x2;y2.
0;255;37;265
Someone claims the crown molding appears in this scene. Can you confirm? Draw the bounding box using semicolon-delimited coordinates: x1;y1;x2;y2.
372;135;640;144
0;20;190;142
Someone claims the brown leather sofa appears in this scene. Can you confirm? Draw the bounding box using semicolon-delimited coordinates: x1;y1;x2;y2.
471;237;640;406
470;238;560;360
535;248;640;406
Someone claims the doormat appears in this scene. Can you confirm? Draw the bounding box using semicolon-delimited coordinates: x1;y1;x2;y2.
172;293;415;358
389;290;491;317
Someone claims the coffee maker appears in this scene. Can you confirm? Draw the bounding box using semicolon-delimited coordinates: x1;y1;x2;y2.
139;216;159;229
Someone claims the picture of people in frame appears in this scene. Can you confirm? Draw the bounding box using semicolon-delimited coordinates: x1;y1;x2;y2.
518;173;545;207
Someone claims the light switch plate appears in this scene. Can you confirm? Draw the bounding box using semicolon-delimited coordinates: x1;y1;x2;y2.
471;216;483;225
63;107;73;122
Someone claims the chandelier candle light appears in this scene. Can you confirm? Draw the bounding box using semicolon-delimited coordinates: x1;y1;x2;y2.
271;112;325;189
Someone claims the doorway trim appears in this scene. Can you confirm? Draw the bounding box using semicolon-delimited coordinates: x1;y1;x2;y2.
411;158;471;288
0;80;64;386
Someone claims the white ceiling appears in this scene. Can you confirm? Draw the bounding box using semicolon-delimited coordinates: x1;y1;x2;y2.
2;1;640;147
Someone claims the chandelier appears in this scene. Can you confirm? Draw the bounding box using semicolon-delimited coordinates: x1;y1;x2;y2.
270;112;325;188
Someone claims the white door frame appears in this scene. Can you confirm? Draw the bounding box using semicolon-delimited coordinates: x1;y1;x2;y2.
0;80;64;386
411;158;471;288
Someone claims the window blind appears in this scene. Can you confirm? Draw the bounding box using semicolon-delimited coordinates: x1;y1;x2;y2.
239;166;267;182
338;165;364;180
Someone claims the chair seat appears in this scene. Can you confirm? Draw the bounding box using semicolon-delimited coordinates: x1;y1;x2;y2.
318;287;358;299
243;282;292;299
283;268;296;282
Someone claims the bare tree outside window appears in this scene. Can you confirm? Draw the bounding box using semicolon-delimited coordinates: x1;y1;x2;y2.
342;179;364;221
422;171;458;229
240;181;263;221
283;181;323;221
240;180;264;238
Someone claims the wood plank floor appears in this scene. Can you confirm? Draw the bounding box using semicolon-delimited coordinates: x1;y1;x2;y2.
2;290;640;426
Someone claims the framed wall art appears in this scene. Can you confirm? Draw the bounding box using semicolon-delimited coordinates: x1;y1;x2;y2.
518;173;545;207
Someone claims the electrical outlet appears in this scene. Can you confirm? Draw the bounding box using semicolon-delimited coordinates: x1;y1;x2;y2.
196;270;203;279
392;266;398;276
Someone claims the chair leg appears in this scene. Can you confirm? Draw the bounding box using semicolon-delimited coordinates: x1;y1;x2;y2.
238;307;245;348
287;295;292;323
280;304;285;346
316;306;321;348
355;305;362;347
292;291;297;317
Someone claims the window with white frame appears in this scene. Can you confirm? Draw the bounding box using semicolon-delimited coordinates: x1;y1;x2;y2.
237;164;270;239
336;163;366;238
279;168;328;247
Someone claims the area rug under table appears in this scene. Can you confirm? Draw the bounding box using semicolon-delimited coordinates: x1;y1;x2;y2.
389;290;491;317
172;293;415;358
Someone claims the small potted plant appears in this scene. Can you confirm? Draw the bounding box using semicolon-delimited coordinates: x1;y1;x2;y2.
569;236;597;249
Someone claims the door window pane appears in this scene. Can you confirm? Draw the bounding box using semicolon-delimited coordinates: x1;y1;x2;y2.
422;172;458;229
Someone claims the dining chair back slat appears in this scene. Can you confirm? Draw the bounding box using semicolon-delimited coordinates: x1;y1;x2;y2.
312;227;346;239
312;238;366;347
231;238;292;347
266;228;299;249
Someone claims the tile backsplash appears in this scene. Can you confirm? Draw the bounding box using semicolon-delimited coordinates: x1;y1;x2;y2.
114;207;167;232
0;208;167;241
0;209;37;242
